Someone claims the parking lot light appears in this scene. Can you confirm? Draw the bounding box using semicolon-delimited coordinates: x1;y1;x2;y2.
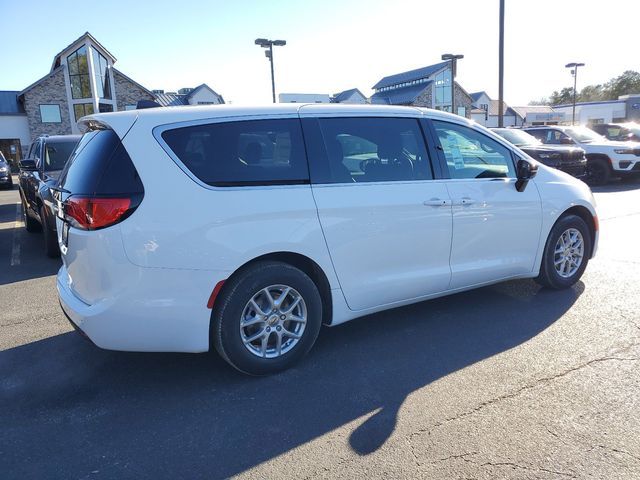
255;38;287;103
566;62;585;126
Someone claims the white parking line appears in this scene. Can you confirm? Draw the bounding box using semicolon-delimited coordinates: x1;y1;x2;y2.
10;202;22;266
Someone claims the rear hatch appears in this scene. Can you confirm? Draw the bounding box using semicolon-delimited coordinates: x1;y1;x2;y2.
55;126;144;304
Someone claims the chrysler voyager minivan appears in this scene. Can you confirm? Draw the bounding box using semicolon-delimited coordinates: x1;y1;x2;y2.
55;105;598;375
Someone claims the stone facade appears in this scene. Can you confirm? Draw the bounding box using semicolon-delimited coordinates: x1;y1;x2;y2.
412;87;433;108
453;83;473;119
113;70;155;111
22;67;72;139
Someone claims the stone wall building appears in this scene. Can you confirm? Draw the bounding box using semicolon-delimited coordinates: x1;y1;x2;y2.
0;32;224;163
370;61;473;118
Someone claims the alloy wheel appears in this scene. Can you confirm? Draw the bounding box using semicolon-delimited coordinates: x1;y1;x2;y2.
553;228;584;278
240;285;307;358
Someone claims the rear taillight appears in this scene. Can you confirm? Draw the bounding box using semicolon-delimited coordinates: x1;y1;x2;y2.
63;195;140;230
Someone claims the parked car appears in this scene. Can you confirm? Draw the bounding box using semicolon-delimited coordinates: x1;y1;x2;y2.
491;128;587;179
19;134;81;256
55;105;598;375
523;125;640;185
0;151;12;189
590;122;640;142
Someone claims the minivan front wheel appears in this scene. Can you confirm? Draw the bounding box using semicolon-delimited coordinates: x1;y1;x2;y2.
536;214;591;289
212;261;322;375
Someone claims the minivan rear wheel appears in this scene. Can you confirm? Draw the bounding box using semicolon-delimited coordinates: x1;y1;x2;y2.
212;261;322;375
535;214;591;289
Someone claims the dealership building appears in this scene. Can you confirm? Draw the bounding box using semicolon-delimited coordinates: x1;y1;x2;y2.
0;32;223;166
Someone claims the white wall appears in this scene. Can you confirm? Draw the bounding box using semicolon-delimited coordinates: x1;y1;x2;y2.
472;92;491;109
187;88;223;105
553;102;626;124
484;114;517;128
279;93;331;103
0;115;31;147
338;92;367;104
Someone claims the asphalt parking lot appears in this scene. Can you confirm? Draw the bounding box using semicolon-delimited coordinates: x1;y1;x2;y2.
1;176;639;479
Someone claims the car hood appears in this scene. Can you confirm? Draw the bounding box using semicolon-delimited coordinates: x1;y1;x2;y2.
519;144;584;154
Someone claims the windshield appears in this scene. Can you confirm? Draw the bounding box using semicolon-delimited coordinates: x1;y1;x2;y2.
565;127;605;143
493;129;541;146
44;140;79;171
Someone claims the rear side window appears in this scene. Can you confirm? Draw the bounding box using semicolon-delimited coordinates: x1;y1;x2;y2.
311;117;433;184
58;129;143;195
44;140;79;171
160;118;309;186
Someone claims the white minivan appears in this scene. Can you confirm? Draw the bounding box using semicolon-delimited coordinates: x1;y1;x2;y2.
55;105;598;375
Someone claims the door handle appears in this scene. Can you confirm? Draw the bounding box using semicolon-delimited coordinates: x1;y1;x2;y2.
423;198;450;207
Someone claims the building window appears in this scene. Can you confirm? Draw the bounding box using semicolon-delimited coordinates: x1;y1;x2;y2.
434;69;452;110
480;103;488;111
457;106;466;117
124;105;137;111
99;103;114;113
73;103;94;122
39;105;62;123
91;47;112;99
67;46;92;99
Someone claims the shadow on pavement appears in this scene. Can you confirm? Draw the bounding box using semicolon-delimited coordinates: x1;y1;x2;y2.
0;279;583;479
0;188;61;285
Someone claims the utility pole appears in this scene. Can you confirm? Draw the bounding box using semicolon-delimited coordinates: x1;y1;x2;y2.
498;0;505;127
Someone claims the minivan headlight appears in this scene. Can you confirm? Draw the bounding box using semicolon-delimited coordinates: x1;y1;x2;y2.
0;166;8;173
614;148;635;154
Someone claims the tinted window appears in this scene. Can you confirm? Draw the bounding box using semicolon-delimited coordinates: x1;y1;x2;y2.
432;121;516;179
526;129;548;142
44;140;79;171
59;129;143;195
161;119;309;187
313;117;433;183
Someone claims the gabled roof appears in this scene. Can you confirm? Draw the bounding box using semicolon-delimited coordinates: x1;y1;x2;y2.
154;92;188;107
51;32;117;72
370;82;432;105
470;91;489;102
332;88;366;103
0;91;25;115
372;61;448;90
185;83;225;103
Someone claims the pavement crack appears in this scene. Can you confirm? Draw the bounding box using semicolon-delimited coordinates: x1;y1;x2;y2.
429;344;640;430
477;460;576;478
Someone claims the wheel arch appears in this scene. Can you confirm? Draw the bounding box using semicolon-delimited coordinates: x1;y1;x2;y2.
210;251;334;331
558;205;597;258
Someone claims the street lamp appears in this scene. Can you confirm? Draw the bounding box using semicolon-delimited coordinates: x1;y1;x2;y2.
565;62;585;125
441;53;464;115
255;38;287;103
498;0;505;127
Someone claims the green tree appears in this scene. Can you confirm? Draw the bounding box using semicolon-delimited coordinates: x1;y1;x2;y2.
602;70;640;99
529;70;640;105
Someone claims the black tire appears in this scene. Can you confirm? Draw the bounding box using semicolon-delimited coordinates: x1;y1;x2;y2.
535;214;592;289
40;205;60;258
585;158;611;186
21;197;41;233
212;261;323;375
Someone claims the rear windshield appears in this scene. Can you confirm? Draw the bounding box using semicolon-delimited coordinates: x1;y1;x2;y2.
160;118;309;186
44;140;79;171
58;129;143;195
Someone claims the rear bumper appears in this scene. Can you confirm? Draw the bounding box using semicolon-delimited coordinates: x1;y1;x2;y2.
57;263;226;353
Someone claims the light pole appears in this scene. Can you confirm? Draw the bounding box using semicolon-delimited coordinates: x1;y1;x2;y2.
498;0;505;127
441;53;464;115
565;62;585;125
255;38;286;103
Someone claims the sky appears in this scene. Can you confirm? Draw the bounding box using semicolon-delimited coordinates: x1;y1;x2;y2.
1;0;639;106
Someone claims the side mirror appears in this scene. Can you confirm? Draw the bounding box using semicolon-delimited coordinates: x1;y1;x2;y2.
19;159;37;171
515;159;538;192
560;137;574;145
